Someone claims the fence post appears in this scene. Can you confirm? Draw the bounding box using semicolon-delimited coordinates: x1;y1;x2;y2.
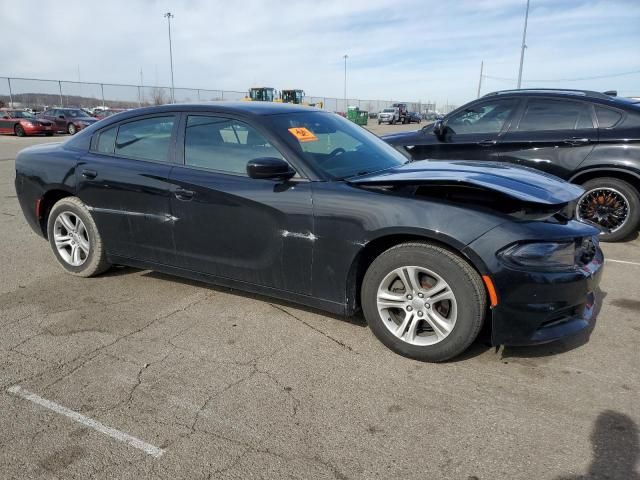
221;90;224;101
197;89;201;101
7;78;13;108
101;84;105;108
58;81;63;107
137;86;142;107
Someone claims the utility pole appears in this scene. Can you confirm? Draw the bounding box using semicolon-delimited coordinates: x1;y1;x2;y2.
343;54;348;113
164;12;176;103
517;0;530;89
477;60;484;98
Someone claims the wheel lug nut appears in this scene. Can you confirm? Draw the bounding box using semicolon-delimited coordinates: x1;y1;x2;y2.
417;311;423;317
407;306;413;311
425;304;431;309
406;294;412;300
418;293;424;298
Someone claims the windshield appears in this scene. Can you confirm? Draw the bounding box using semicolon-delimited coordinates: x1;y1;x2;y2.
10;111;35;118
65;109;92;118
382;108;395;113
268;111;408;179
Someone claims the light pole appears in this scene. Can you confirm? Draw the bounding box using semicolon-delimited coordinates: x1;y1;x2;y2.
164;12;176;103
343;54;348;113
516;0;530;89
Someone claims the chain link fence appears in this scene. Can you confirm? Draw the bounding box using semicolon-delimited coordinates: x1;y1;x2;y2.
0;77;442;114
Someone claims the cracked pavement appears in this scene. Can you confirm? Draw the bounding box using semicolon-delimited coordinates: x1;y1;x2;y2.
0;135;639;479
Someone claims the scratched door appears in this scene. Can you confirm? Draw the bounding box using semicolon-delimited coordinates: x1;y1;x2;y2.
168;165;314;294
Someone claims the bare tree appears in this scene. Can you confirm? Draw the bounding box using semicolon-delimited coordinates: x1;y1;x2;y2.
151;87;168;105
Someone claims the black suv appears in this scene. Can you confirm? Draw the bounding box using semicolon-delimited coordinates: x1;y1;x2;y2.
383;89;640;241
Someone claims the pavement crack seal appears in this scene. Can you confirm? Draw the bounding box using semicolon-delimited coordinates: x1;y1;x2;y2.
269;303;357;354
6;385;165;458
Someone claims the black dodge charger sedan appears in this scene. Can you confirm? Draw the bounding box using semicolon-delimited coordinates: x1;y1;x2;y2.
383;89;640;242
14;103;603;361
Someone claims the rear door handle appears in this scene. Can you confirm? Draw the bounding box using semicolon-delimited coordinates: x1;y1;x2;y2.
81;169;97;179
477;139;497;147
174;188;195;201
563;137;590;145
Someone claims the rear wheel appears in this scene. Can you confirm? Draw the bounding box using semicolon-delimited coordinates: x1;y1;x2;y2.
362;242;486;362
47;197;111;277
576;177;640;242
67;123;77;135
14;125;25;137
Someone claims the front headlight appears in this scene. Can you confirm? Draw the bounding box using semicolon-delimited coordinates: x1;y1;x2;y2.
79;121;90;126
22;121;34;127
499;242;577;271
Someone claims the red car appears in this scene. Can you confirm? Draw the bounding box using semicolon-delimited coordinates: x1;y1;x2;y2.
38;108;99;135
0;110;55;137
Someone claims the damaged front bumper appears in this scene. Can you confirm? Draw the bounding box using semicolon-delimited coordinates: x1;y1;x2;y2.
488;247;603;346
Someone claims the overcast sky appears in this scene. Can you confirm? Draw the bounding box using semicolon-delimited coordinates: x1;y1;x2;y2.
2;0;639;105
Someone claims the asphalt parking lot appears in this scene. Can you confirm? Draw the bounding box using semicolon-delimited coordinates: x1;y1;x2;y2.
0;131;638;479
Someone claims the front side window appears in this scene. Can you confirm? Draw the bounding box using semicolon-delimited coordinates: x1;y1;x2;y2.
184;115;284;175
114;116;175;162
268;111;407;179
446;99;517;135
518;99;593;131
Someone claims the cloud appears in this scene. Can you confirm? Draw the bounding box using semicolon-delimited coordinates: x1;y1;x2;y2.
1;0;639;107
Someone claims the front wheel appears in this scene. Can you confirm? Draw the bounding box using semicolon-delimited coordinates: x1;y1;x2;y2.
67;123;77;135
576;177;640;242
47;197;111;277
362;242;486;362
15;125;25;137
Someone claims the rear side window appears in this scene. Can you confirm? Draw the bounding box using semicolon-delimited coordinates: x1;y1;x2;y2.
184;115;284;175
95;126;117;154
518;99;593;131
595;106;623;128
115;116;175;162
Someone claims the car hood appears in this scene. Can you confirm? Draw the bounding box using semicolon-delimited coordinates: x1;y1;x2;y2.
73;117;98;123
348;160;584;205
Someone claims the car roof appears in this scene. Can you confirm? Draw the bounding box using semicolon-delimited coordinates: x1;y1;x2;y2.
105;101;320;118
482;88;640;110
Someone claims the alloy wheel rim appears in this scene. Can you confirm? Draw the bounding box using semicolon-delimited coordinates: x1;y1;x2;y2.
376;266;457;346
53;211;90;266
577;187;629;233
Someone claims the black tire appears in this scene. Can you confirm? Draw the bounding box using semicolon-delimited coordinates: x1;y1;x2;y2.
47;197;111;277
577;177;640;242
15;125;25;137
378;120;381;125
361;242;486;362
67;123;77;135
391;119;396;125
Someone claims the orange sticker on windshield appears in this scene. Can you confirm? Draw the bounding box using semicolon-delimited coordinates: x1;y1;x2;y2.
288;127;318;142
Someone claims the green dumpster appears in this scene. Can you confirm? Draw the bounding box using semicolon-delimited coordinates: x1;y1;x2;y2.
347;106;368;126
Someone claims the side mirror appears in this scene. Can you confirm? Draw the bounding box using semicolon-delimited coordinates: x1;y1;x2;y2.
432;120;445;137
58;115;65;119
2;115;10;119
247;157;296;180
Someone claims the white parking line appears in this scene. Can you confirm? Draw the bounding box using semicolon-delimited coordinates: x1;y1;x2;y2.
6;385;164;458
606;259;640;267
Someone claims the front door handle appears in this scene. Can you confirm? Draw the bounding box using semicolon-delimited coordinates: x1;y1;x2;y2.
81;169;97;179
477;139;497;147
563;137;590;146
174;188;195;201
